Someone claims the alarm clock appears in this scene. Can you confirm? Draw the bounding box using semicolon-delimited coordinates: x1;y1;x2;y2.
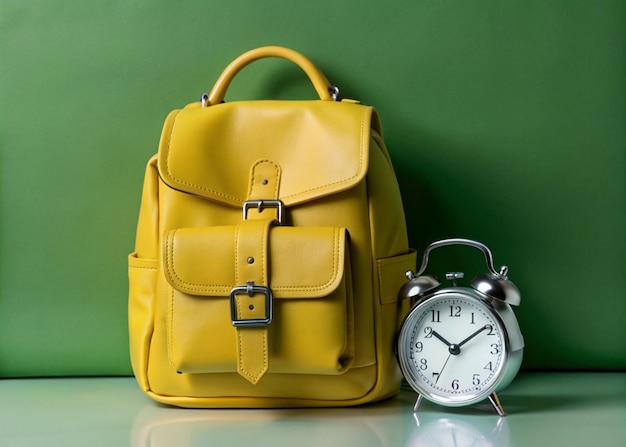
397;238;524;416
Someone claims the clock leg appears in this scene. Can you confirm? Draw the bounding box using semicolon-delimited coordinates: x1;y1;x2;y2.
413;394;423;413
488;392;506;416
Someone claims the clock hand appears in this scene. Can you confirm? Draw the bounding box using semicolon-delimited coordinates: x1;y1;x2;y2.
457;324;491;348
431;330;453;347
431;330;463;355
435;352;452;384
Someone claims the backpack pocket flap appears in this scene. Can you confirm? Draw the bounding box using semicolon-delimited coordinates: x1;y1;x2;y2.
163;225;347;299
157;101;370;207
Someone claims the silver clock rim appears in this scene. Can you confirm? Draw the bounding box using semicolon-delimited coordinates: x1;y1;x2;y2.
397;289;512;407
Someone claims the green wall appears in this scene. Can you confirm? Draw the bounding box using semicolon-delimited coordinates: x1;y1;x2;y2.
1;0;624;376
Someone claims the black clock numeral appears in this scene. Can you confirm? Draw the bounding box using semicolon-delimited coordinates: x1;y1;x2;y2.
419;358;428;370
470;312;476;324
490;344;500;355
484;361;493;372
424;327;433;338
472;374;481;386
451;379;460;390
449;305;461;317
487;324;496;335
415;342;423;352
430;310;441;323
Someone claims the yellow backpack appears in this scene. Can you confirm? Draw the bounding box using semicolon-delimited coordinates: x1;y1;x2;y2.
128;46;415;407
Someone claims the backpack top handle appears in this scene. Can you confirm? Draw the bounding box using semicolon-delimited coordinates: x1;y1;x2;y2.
204;46;338;106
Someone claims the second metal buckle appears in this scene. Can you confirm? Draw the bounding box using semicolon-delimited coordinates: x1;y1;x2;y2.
229;282;273;327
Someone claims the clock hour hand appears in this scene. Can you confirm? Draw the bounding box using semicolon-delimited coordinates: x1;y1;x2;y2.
431;330;453;347
457;324;492;348
432;330;462;356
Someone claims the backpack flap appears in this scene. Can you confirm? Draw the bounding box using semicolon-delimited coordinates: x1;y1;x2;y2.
157;100;371;207
161;224;354;377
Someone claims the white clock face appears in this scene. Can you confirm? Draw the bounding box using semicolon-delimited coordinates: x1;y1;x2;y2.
398;291;508;406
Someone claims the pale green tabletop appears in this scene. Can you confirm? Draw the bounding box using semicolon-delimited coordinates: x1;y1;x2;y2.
1;373;624;446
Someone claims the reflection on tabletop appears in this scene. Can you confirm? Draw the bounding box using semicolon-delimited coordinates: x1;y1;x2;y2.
131;390;512;447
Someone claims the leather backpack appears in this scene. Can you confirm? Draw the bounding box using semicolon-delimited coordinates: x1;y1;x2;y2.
128;46;415;407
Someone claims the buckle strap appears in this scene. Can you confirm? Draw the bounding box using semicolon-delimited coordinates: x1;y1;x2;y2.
248;159;281;200
230;160;281;384
231;219;273;384
244;160;283;223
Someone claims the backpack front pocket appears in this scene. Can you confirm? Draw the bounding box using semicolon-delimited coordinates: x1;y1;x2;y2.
161;225;354;376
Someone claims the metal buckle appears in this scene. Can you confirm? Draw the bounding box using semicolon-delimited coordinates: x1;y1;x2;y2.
230;283;273;327
242;200;285;225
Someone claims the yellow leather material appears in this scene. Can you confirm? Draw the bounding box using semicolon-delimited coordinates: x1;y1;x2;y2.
129;46;415;407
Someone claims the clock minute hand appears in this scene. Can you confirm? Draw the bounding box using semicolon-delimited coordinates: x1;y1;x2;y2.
457;324;491;348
